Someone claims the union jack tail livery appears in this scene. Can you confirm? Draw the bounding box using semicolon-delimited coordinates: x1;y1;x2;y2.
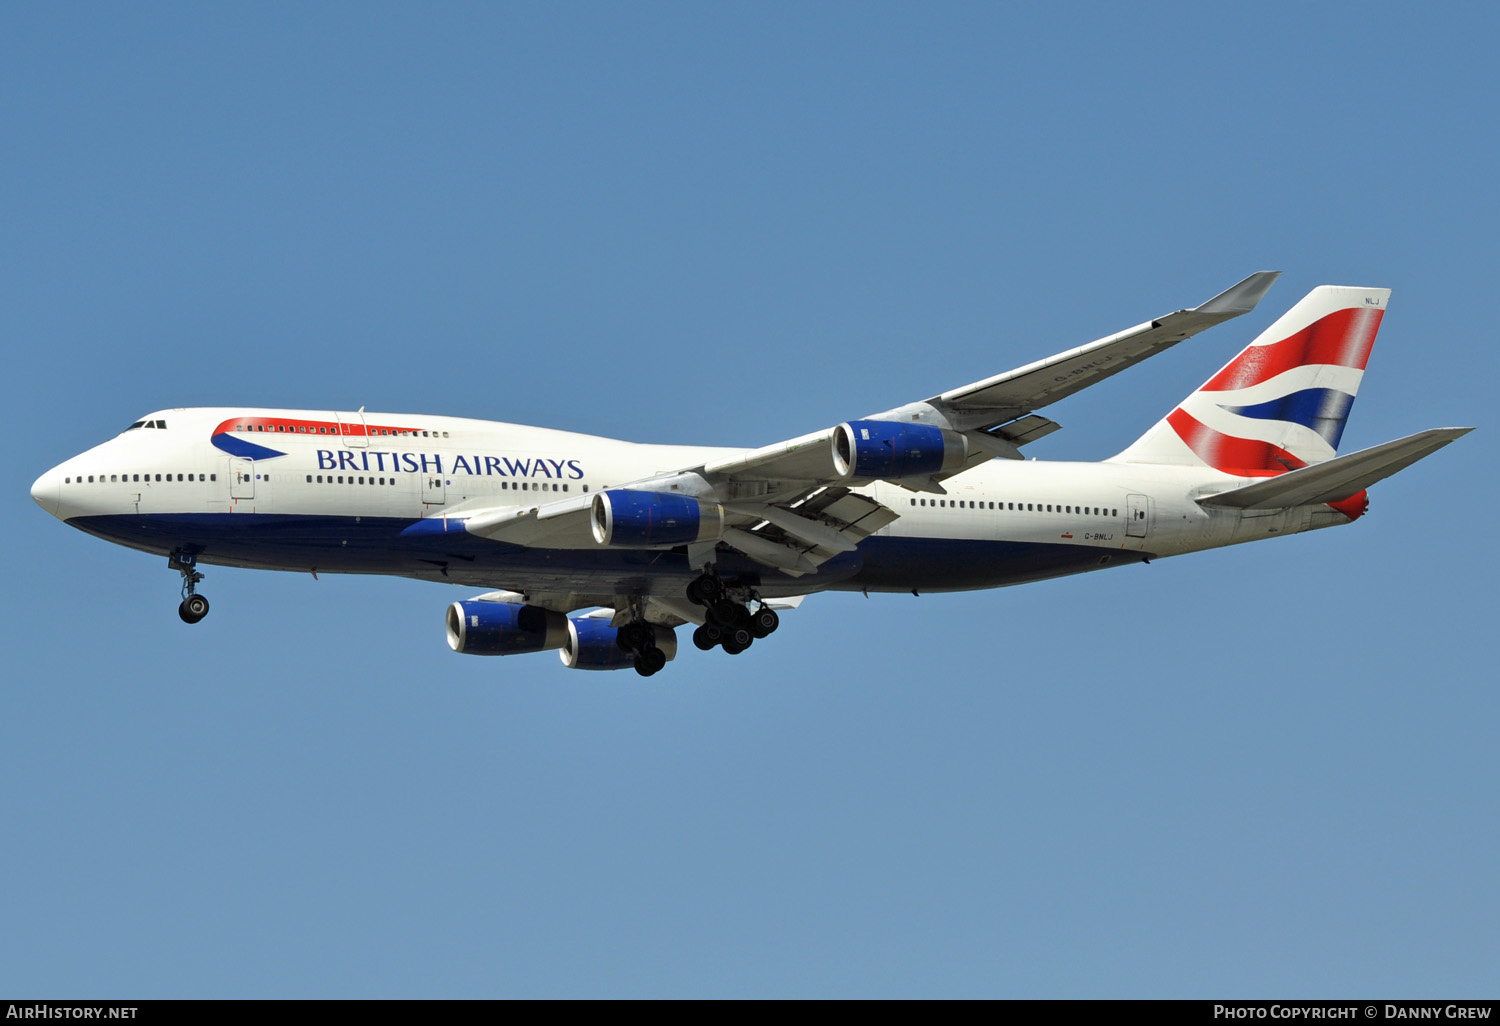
1113;285;1388;476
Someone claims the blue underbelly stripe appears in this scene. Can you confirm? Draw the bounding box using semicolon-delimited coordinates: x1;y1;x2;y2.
67;513;1148;592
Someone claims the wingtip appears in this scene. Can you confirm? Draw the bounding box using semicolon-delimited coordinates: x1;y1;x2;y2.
1194;270;1282;316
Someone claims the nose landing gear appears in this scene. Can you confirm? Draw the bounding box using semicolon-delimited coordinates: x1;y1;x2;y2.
169;551;210;624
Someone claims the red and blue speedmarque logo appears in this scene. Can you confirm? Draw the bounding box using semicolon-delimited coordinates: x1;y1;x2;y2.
209;416;427;462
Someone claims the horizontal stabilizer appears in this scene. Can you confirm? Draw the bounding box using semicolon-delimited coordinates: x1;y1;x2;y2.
1197;427;1472;510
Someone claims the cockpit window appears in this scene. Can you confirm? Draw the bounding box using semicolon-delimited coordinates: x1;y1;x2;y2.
127;421;145;430
154;420;166;429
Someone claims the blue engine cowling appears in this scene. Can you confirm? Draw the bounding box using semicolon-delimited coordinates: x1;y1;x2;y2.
831;420;968;484
446;600;569;656
560;617;679;670
591;490;725;547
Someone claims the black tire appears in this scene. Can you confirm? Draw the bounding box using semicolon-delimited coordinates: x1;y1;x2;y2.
724;625;753;649
721;636;748;655
618;621;650;653
749;606;779;638
642;646;667;673
689;574;723;605
707;599;742;627
179;595;209;624
634;657;657;677
692;625;720;651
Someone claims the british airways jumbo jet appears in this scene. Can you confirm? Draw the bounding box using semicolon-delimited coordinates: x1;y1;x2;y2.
30;274;1470;675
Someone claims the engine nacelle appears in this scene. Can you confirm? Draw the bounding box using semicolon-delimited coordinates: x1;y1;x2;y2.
446;600;569;656
560;618;678;670
831;420;968;484
591;490;724;547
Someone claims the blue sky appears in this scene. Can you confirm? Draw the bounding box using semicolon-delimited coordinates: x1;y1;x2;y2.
3;3;1496;997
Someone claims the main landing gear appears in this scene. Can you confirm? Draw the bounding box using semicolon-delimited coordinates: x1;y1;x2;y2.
169;551;210;624
616;619;668;677
686;570;778;657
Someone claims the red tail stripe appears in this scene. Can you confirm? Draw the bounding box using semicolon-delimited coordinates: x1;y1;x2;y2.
1201;307;1383;392
1167;408;1309;477
1326;490;1368;521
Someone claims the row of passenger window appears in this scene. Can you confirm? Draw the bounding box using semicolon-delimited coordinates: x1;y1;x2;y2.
308;475;399;486
300;476;580;492
66;473;212;484
236;424;450;438
66;469;585;492
911;497;1119;517
500;481;577;492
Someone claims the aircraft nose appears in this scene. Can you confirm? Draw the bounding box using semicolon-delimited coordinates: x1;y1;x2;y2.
31;468;60;517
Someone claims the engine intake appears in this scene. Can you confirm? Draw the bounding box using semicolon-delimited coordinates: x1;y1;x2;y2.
832;420;968;484
446;600;569;656
591;490;724;547
560;617;678;670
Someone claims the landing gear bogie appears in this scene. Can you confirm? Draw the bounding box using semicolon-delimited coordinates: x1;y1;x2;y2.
616;616;671;676
685;565;783;658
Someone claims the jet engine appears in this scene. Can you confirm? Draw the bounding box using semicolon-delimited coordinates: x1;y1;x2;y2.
591;490;724;547
832;419;968;484
446;600;569;656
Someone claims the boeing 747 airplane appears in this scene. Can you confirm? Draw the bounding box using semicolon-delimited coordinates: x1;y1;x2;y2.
30;274;1470;674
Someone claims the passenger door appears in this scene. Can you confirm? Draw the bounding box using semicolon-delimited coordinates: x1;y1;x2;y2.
230;458;254;500
1126;493;1150;538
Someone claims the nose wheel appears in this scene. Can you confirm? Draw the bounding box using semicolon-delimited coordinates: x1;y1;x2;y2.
179;593;210;624
170;551;210;624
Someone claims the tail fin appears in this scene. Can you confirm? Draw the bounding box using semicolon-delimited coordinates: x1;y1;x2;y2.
1112;285;1389;476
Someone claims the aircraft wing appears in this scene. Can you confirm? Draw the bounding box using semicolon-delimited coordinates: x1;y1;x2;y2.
439;273;1281;576
681;272;1281;572
699;270;1281;488
926;270;1281;432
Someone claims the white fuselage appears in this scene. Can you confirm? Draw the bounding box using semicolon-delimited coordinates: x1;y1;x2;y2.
32;407;1347;602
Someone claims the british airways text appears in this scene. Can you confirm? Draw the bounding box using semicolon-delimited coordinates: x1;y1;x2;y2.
315;450;584;479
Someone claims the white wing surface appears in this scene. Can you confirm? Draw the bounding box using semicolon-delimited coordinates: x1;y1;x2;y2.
456;272;1280;578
